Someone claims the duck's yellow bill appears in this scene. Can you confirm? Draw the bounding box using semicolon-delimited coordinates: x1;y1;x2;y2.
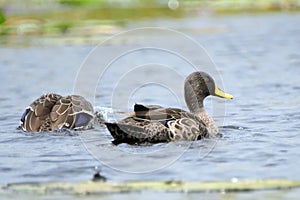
214;85;233;99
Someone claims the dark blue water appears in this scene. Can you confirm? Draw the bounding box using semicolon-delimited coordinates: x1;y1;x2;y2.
0;13;300;198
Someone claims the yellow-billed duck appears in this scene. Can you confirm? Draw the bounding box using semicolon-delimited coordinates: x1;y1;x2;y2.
105;71;233;145
20;93;94;132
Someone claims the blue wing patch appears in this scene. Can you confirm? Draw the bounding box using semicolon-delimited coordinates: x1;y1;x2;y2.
75;113;92;128
20;108;31;124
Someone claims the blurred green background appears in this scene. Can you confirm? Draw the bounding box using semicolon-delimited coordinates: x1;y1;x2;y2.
0;0;299;43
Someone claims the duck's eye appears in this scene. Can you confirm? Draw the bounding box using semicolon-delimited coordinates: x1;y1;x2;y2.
20;108;31;124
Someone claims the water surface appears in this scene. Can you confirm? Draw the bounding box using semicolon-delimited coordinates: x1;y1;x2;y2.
0;13;299;198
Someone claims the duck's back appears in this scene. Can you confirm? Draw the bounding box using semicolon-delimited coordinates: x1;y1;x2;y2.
20;94;94;132
50;95;94;130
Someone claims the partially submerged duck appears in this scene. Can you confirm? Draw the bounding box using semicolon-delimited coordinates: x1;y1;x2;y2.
105;71;233;145
20;93;94;132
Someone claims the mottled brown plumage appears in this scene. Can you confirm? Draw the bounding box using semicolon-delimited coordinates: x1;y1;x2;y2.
105;71;233;145
20;93;94;132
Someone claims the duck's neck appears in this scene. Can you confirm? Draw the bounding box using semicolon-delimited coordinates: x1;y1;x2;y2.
185;95;219;136
196;109;219;136
184;83;205;113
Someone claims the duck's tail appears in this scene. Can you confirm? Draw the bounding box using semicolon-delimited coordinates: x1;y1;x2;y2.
105;122;146;145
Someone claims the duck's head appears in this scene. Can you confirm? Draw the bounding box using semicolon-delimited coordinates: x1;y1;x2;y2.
184;71;233;112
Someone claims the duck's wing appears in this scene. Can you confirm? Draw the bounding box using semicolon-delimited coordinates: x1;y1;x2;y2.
133;103;186;122
133;103;167;121
69;95;94;129
167;117;209;141
50;95;94;130
134;103;163;112
105;117;170;145
134;104;210;141
20;93;62;132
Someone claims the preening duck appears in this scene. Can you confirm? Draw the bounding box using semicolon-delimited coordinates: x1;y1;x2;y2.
20;93;94;132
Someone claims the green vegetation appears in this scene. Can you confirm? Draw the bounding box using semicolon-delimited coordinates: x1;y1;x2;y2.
52;22;73;34
203;0;300;13
0;10;5;24
59;0;104;6
0;0;299;37
0;6;184;36
2;179;300;195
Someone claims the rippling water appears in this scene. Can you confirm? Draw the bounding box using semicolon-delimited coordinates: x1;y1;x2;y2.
0;13;300;198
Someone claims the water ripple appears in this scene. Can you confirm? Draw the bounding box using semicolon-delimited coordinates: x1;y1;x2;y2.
1;13;300;187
